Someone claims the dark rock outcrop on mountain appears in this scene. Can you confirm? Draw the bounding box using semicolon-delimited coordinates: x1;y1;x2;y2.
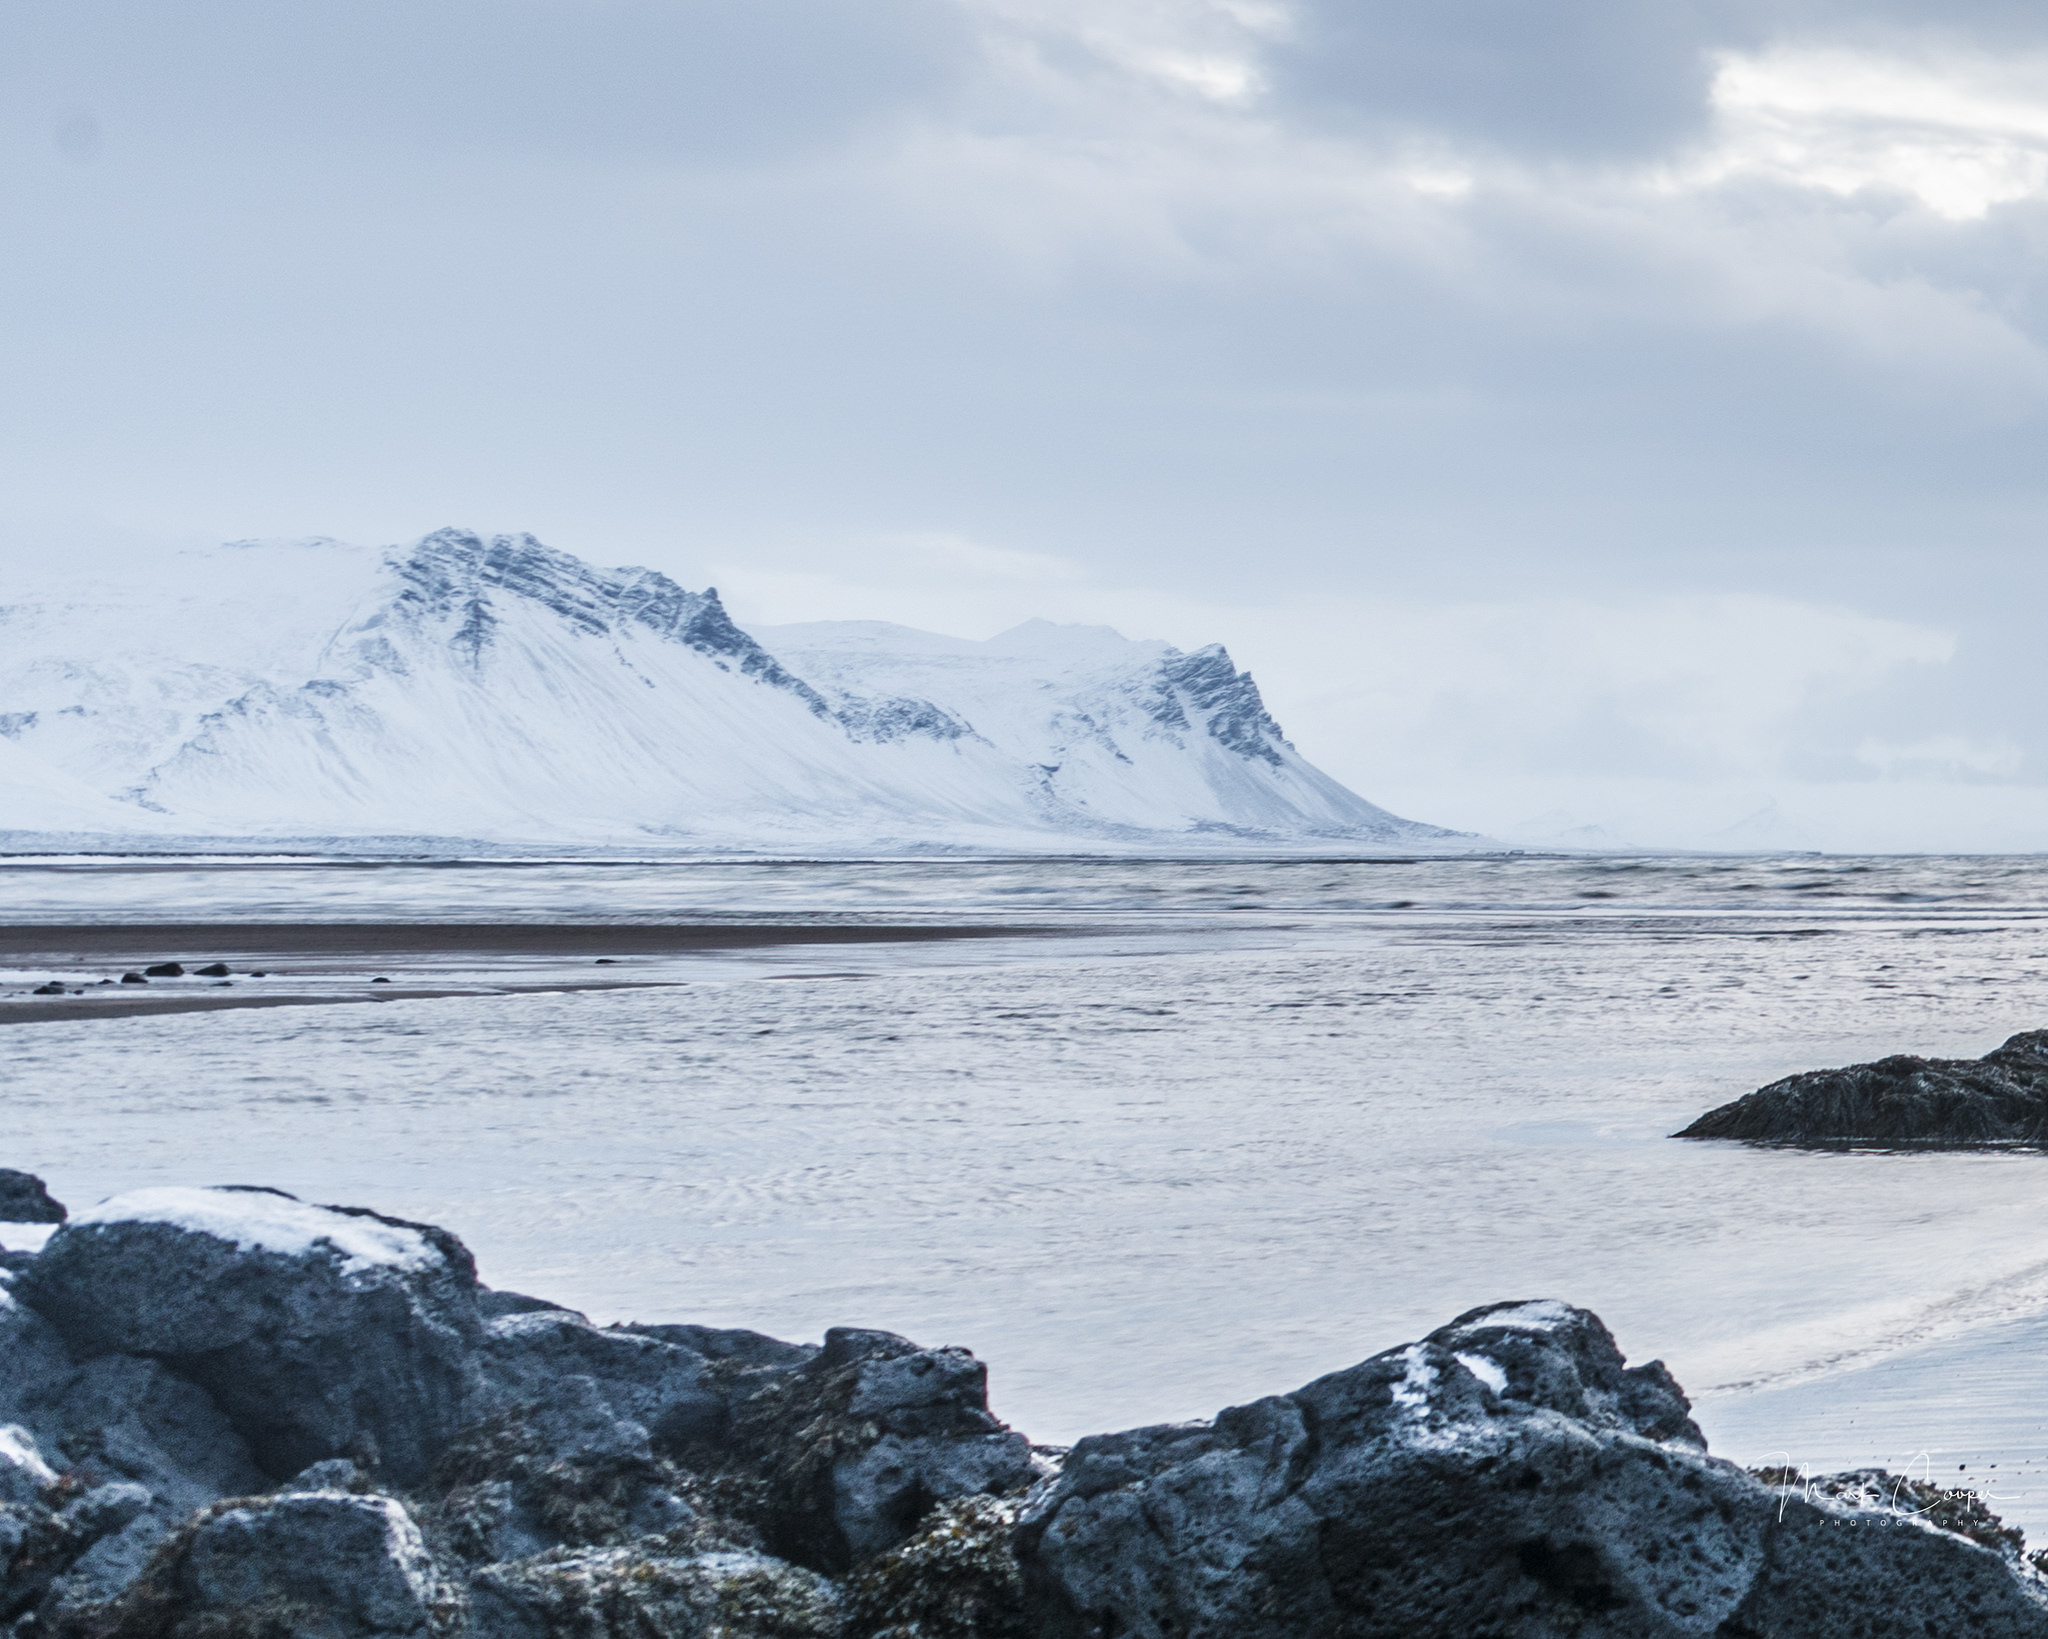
7;1175;2048;1639
1678;1028;2048;1147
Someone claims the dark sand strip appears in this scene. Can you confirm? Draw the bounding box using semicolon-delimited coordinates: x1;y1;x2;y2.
0;982;674;1026
0;923;1059;1026
0;922;1033;959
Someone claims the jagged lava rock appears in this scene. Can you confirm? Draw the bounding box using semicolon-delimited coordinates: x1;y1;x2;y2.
0;1277;74;1428
475;1310;725;1451
1678;1028;2048;1147
0;1423;159;1623
41;1353;267;1515
727;1326;1038;1573
619;1323;816;1374
19;1188;483;1485
7;1253;267;1606
182;1493;444;1636
1016;1299;2048;1639
0;1172;66;1226
49;1491;449;1639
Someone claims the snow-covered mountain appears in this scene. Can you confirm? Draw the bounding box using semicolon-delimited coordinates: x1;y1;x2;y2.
0;529;1451;851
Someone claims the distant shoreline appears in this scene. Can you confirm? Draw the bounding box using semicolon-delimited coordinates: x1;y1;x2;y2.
0;921;1050;1026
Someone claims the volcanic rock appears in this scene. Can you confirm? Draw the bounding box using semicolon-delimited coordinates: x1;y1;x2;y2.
474;1310;723;1453
1015;1299;2048;1638
0;1171;65;1226
49;1491;449;1639
12;1183;2048;1639
725;1325;1038;1574
1678;1028;2048;1147
20;1188;484;1485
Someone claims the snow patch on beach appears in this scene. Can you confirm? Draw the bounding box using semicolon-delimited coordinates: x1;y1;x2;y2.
70;1187;441;1276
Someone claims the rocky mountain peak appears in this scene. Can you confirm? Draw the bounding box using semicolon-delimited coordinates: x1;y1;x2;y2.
380;529;828;710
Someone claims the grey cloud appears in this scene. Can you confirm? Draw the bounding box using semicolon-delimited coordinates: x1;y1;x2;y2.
5;0;973;166
1262;0;2048;161
1263;0;1732;161
9;0;2048;842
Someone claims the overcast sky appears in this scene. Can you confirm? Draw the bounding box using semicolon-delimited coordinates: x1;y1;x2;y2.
8;0;2048;848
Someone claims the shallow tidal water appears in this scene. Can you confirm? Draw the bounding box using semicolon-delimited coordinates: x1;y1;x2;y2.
9;853;2048;1529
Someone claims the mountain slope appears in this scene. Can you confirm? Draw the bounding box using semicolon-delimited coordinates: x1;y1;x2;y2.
0;530;1453;850
755;618;1417;838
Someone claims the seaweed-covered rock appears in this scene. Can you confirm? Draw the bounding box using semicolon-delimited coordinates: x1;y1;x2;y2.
0;1171;66;1225
726;1328;1037;1574
1015;1299;2048;1639
421;1384;698;1570
843;1494;1031;1639
1679;1028;2048;1147
19;1188;484;1485
467;1545;839;1639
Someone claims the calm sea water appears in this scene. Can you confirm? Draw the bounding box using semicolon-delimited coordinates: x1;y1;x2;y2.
8;853;2048;1526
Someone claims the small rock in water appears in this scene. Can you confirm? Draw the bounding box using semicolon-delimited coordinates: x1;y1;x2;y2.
143;961;185;978
119;972;147;985
371;976;392;984
1680;1027;2048;1148
249;969;268;977
31;982;64;995
195;962;233;977
0;1168;67;1222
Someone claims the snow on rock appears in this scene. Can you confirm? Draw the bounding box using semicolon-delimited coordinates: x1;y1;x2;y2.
1013;1300;2048;1639
68;1188;441;1277
0;529;1455;850
0;1422;57;1502
1453;1351;1510;1396
21;1191;483;1485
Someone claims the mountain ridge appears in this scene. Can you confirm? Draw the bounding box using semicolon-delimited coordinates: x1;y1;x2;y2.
0;529;1459;852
